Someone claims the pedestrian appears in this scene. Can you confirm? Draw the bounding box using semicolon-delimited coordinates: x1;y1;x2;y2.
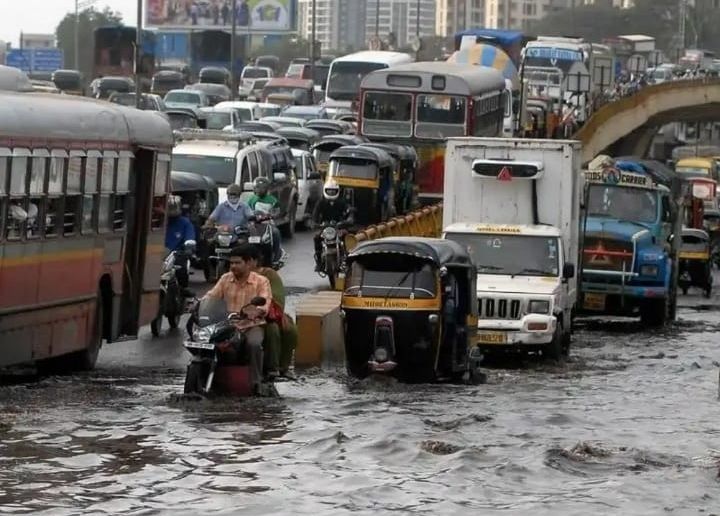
212;2;220;25
190;2;198;25
221;1;229;25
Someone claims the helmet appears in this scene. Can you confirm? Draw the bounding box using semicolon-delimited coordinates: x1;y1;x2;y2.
253;176;270;196
227;183;243;197
167;195;181;217
323;180;340;201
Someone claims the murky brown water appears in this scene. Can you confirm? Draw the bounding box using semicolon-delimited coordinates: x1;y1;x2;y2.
1;235;719;514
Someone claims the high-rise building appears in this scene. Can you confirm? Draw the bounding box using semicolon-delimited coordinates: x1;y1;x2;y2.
582;0;635;7
485;0;573;30
298;0;367;52
366;0;437;49
436;0;485;37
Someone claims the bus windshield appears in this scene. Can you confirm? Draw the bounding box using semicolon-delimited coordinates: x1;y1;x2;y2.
446;233;560;277
586;184;659;224
328;159;378;180
362;91;413;137
415;95;466;138
327;62;387;101
172;154;236;185
344;260;436;298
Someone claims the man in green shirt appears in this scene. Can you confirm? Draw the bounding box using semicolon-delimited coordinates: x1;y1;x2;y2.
247;177;283;265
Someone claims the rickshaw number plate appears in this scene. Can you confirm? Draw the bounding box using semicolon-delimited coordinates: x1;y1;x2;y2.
248;236;262;243
583;293;606;311
477;332;507;344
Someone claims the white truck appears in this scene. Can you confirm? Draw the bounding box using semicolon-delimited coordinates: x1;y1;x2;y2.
442;138;582;358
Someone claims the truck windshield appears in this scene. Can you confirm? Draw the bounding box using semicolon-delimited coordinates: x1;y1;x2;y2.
172;154;236;185
587;184;658;224
344;260;436;298
446;233;560;276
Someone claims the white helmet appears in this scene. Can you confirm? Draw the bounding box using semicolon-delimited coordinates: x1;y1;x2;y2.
323;180;340;201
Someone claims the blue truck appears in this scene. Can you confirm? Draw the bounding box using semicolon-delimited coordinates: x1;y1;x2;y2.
579;157;681;326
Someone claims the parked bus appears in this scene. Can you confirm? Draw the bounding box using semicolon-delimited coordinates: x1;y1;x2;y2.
0;87;174;371
359;62;506;201
93;25;156;81
325;51;414;112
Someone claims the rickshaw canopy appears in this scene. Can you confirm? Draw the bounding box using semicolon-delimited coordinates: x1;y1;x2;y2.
329;145;395;170
171;170;218;193
312;134;368;152
348;237;474;269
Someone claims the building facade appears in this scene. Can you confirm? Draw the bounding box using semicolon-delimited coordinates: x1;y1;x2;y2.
20;33;55;49
365;0;437;49
436;0;485;37
485;0;573;30
298;0;368;52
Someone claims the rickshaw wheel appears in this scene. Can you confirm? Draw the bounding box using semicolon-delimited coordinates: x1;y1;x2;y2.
704;287;712;298
682;286;689;295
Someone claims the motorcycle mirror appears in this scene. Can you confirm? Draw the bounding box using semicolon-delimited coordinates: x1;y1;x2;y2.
250;296;267;307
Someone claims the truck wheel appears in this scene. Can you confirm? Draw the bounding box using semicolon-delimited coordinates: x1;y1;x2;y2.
544;326;563;361
639;298;668;327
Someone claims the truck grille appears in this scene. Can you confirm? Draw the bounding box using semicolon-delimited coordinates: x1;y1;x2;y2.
478;298;522;320
582;236;634;273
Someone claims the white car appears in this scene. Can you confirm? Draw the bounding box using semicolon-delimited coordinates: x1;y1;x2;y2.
239;66;273;99
292;148;323;228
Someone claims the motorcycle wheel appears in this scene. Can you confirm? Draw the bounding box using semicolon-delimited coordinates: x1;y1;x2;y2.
204;261;217;283
325;254;337;289
184;362;209;394
150;292;165;337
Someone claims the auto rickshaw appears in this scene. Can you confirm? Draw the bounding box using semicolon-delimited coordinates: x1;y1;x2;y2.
359;142;419;214
305;119;355;137
342;237;482;383
51;69;84;95
311;134;369;178
678;228;713;297
276;127;321;151
171;171;219;273
326;145;396;226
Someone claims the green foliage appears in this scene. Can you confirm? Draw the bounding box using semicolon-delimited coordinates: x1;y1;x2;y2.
55;7;122;75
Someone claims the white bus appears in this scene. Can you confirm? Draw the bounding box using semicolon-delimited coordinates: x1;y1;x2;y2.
325;51;414;111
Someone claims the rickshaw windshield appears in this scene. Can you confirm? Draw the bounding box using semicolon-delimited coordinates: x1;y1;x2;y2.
197;297;228;327
328;158;378;180
345;258;437;299
681;234;709;253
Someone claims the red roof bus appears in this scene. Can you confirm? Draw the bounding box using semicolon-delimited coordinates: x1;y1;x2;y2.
359;62;506;202
0;88;174;371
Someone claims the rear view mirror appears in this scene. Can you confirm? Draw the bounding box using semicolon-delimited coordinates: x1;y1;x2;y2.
273;172;287;182
562;262;575;279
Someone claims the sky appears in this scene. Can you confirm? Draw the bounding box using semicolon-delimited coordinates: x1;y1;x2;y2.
0;0;138;45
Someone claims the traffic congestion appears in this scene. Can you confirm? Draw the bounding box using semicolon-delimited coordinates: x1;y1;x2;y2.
1;26;720;514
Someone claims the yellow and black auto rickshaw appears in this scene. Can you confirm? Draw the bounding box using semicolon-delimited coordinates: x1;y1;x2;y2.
326;145;396;226
341;237;483;383
311;134;368;178
359;142;419;215
678;228;713;297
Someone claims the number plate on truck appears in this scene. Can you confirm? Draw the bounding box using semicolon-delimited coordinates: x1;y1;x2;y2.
477;332;507;344
583;293;606;311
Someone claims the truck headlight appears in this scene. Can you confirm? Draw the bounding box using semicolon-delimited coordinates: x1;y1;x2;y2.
528;300;550;314
640;265;658;277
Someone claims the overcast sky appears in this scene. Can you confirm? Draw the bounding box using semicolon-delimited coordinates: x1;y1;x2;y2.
0;1;138;45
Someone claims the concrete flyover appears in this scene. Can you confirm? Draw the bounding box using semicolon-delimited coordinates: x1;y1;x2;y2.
575;78;720;163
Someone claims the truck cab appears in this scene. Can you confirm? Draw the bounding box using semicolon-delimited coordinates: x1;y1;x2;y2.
580;158;675;326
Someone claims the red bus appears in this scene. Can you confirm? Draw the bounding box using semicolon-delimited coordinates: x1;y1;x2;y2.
0;87;174;371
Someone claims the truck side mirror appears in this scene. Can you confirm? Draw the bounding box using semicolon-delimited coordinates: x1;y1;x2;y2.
562;262;575;279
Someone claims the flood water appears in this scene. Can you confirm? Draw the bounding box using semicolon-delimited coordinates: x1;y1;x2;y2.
1;234;719;515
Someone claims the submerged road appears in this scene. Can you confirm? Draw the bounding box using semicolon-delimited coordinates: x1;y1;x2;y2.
1;230;720;515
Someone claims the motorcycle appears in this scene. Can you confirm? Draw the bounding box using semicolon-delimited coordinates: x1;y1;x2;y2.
184;296;268;396
202;225;250;282
250;212;286;271
151;240;196;337
316;221;349;289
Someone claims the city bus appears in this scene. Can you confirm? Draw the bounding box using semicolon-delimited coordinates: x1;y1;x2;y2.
325;51;414;112
94;25;156;83
359;62;506;201
0;82;174;371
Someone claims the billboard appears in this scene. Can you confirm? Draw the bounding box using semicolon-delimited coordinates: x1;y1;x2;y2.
145;0;296;33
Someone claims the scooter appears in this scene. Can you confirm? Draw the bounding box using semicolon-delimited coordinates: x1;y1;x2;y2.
151;240;196;337
316;220;350;289
184;296;268;396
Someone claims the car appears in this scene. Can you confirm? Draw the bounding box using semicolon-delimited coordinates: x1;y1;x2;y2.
186;83;232;106
235;120;283;133
214;100;263;121
108;92;166;111
259;116;306;128
91;76;135;99
164;89;210;110
292;148;322;228
198;106;251;130
255;102;284;118
239;66;274;98
280;105;328;121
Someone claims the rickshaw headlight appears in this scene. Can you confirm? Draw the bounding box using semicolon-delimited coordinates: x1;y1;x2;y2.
640;265;659;277
321;226;338;241
374;347;388;363
528;300;550;314
428;314;439;325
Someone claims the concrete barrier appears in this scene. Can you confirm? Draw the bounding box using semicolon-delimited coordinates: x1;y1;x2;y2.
294;291;345;368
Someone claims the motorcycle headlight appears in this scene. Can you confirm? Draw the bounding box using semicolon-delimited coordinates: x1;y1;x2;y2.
321;226;337;241
528;300;551;314
640;265;659;277
217;234;233;246
193;326;212;342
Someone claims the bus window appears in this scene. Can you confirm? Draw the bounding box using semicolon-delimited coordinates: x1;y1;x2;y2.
82;195;96;234
415;95;466;138
67;153;83;194
30;155;47;194
0;152;7;195
49;153;66;195
64;196;81;236
152;156;170;230
101;153;117;193
10;153;29;196
362;91;413;137
114;152;132;231
99;195;112;232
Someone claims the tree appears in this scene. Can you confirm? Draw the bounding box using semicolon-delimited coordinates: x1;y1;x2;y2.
55;7;122;75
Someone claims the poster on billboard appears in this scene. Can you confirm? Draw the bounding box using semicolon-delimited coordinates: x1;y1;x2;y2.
145;0;295;32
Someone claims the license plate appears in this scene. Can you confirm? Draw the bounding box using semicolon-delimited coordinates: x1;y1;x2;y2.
248;236;261;243
477;332;507;344
184;342;215;351
583;293;606;311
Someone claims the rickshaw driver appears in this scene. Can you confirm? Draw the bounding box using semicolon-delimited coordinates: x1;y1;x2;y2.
312;180;355;271
247;177;284;264
203;244;272;394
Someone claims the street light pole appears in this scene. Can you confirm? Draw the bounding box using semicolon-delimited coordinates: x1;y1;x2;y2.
135;0;142;108
74;0;79;70
310;0;316;82
416;0;420;39
230;0;237;100
375;0;380;38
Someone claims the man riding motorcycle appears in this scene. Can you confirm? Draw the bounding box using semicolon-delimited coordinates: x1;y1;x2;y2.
312;180;355;271
205;183;254;230
203;244;273;394
165;195;196;295
246;177;284;265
